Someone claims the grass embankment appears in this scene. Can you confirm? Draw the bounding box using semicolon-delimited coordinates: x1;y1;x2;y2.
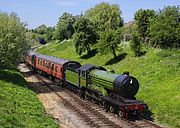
0;69;58;128
37;40;180;128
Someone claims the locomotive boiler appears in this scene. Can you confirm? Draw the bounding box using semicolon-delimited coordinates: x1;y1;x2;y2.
89;69;139;99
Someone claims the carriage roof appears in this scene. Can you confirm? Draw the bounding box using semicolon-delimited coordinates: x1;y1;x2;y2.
36;54;69;65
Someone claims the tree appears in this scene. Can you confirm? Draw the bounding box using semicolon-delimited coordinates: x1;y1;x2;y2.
26;31;38;46
34;25;54;42
54;22;67;41
148;6;180;48
98;28;123;58
85;2;123;31
35;24;47;34
0;12;30;68
130;29;142;57
85;3;123;58
73;17;97;55
134;9;156;42
45;27;54;42
54;12;76;41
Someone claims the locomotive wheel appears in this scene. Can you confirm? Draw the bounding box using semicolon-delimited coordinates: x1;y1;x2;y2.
91;98;96;103
84;92;88;100
101;102;108;112
109;106;115;113
118;110;124;118
91;94;96;103
55;78;60;84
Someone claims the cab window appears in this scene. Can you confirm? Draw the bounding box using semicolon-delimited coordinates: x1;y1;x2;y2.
80;71;86;77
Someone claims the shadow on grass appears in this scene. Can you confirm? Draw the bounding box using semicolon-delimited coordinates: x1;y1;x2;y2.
0;69;27;87
105;53;127;66
136;51;147;57
80;49;98;59
0;69;64;94
140;51;147;56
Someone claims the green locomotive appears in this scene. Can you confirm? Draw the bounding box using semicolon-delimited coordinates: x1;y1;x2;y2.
65;64;147;118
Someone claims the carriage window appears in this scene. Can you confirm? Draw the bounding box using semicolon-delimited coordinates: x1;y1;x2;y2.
47;63;51;68
45;62;47;67
43;61;46;67
38;59;40;65
45;61;47;67
55;66;58;72
40;60;42;65
51;64;54;70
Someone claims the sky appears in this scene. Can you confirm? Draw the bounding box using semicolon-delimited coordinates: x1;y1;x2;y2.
0;0;179;29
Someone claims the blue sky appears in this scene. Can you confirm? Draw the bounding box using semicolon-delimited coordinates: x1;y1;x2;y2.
0;0;179;29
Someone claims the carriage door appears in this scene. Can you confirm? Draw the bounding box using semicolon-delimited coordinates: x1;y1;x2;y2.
47;62;51;75
51;63;54;76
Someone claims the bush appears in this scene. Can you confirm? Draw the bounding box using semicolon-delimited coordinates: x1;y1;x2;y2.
130;30;142;57
0;12;30;68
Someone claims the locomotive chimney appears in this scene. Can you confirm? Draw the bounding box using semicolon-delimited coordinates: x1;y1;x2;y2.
123;71;129;75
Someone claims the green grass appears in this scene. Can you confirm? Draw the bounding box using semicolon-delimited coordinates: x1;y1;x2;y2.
0;69;59;128
37;40;180;128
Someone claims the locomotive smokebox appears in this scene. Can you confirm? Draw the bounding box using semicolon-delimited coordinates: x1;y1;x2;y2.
114;75;139;99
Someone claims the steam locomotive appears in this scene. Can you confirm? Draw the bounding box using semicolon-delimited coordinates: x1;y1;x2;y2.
25;50;148;119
